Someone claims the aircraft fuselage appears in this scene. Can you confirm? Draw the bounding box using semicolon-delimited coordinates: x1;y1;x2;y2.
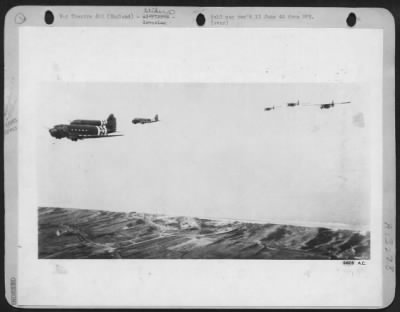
49;124;110;141
49;114;117;141
132;118;153;124
132;114;159;125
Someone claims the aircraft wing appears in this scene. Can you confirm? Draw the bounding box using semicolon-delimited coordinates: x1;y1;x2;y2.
304;103;329;106
304;101;351;106
264;105;283;110
79;134;124;139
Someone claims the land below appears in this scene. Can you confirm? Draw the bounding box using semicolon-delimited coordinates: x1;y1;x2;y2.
39;207;370;259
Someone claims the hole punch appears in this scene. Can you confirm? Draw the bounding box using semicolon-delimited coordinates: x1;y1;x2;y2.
346;12;356;27
196;13;205;26
45;10;54;25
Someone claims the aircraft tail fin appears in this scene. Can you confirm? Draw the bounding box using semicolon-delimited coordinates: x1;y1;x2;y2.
106;114;117;132
154;114;159;122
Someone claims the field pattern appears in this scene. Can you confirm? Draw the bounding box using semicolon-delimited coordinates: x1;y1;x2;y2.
39;207;370;259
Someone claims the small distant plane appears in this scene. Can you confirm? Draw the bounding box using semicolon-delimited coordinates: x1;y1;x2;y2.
306;101;351;109
49;114;122;141
132;114;159;125
287;100;300;107
320;101;351;109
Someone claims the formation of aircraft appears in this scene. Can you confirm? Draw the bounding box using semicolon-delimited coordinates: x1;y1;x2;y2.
49;98;351;142
49;114;122;141
132;114;159;125
49;113;161;141
265;100;351;111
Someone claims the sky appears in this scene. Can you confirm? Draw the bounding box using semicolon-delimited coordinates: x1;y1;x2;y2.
16;26;382;230
35;82;371;228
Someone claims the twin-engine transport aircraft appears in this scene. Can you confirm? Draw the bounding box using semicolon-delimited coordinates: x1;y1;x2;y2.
132;114;159;125
287;100;300;107
49;114;122;141
304;100;351;109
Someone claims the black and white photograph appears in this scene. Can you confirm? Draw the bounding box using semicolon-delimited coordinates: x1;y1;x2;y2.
5;6;395;308
38;82;371;260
